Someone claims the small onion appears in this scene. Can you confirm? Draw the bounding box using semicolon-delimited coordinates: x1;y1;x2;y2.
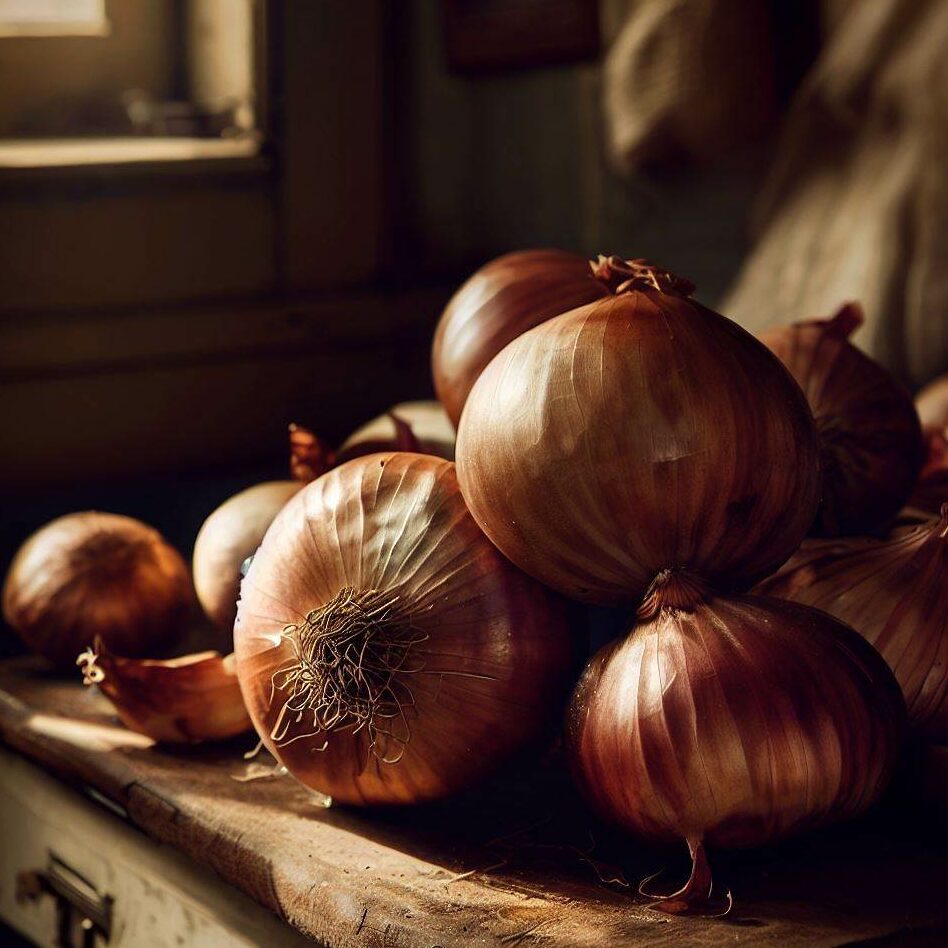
756;505;948;739
758;302;924;536
234;452;574;805
456;259;821;605
3;512;192;668
336;400;456;463
917;374;948;437
432;249;613;427
78;638;252;744
567;575;904;913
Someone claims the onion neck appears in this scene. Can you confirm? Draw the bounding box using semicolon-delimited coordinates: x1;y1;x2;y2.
589;255;695;298
269;586;426;763
637;569;711;620
288;423;335;483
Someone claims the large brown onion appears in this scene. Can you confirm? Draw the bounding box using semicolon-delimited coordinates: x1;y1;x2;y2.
234;452;575;805
3;512;192;668
917;374;948;437
78;638;252;744
568;575;904;913
432;249;613;427
756;506;948;739
456;259;821;605
758;303;923;536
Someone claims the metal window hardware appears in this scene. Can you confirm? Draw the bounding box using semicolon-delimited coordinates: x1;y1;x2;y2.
16;853;112;948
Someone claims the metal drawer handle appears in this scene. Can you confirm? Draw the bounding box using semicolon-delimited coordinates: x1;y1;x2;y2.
16;853;112;947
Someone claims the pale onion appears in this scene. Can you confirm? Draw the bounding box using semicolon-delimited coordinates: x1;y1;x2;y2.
234;452;575;805
432;249;613;427
758;303;923;536
456;259;821;605
3;512;192;668
567;575;904;914
756;506;948;739
336;400;456;463
78;638;251;743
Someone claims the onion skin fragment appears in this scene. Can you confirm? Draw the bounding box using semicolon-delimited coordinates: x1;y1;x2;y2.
78;638;252;744
432;249;612;428
456;265;821;605
234;452;575;806
917;374;948;438
759;302;924;537
756;505;948;740
567;582;905;914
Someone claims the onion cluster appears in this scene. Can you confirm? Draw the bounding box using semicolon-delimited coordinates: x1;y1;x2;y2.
234;452;575;805
757;507;948;740
3;512;192;668
451;256;906;912
758;303;923;536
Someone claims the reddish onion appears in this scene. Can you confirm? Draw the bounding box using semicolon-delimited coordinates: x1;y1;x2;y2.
78;638;252;744
758;303;923;536
233;452;574;805
568;574;904;914
756;506;948;740
917;374;948;437
3;512;192;668
456;259;821;605
432;249;613;427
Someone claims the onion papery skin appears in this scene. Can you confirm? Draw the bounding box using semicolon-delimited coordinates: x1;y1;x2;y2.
917;374;948;437
756;507;948;739
336;400;456;463
432;249;612;427
193;481;302;632
911;431;948;514
456;286;821;605
3;512;191;668
567;591;904;854
234;452;575;806
758;304;923;536
78;640;252;744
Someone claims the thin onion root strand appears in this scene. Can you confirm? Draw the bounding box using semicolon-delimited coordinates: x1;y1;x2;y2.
76;646;105;686
268;586;427;764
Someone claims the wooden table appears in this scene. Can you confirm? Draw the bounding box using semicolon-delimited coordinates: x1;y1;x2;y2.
1;656;946;947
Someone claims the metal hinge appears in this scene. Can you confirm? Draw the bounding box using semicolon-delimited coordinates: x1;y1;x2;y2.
16;853;113;948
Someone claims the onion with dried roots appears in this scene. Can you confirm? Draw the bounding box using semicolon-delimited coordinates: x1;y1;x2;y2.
756;506;948;740
3;512;192;668
78;638;252;744
432;249;614;427
758;302;923;536
456;259;821;605
568;574;905;915
234;452;575;805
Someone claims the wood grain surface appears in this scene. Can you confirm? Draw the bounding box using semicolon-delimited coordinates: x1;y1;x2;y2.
0;656;946;947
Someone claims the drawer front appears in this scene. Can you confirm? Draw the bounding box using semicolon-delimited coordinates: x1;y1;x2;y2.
0;749;316;948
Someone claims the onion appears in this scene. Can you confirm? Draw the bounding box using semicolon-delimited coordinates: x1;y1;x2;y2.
568;575;904;914
3;512;192;668
78;639;252;744
758;303;924;536
193;481;304;632
432;249;613;427
456;259;821;605
756;506;948;739
233;452;574;805
336;400;456;463
917;374;948;437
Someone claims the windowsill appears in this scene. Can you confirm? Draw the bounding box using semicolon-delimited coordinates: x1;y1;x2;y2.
0;136;267;181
